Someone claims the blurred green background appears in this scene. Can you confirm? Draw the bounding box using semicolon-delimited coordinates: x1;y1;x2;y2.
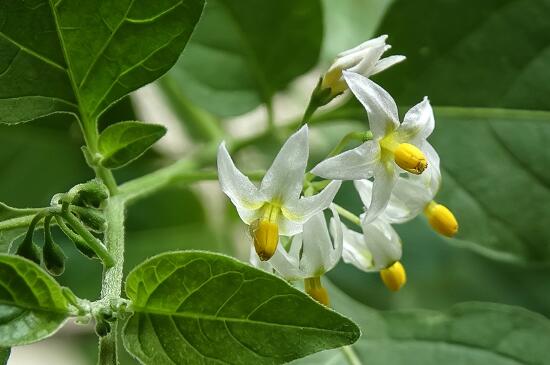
2;0;550;363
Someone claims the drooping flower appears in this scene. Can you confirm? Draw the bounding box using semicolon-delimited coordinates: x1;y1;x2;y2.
340;216;406;291
267;206;343;305
217;125;341;260
354;143;458;237
321;35;405;96
312;71;436;224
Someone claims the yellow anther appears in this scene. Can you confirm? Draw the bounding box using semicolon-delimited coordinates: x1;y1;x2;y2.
380;261;407;292
251;203;281;261
304;277;330;306
252;220;279;261
393;143;427;174
424;201;459;237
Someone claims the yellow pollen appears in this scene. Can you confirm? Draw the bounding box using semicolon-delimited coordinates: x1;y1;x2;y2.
251;203;280;261
424;201;459;237
380;261;407;292
304;277;330;306
393;143;427;174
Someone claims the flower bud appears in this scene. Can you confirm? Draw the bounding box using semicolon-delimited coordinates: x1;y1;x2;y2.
394;143;427;174
43;223;66;276
252;220;279;261
304;277;329;306
424;202;458;237
380;261;406;292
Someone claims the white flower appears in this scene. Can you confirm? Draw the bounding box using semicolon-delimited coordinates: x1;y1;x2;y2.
217;125;341;260
321;35;405;94
354;142;441;224
341;216;406;291
312;71;437;224
268;205;343;281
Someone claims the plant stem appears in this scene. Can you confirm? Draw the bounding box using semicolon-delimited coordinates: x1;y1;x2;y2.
328;131;373;157
97;197;125;365
341;345;363;365
333;203;362;227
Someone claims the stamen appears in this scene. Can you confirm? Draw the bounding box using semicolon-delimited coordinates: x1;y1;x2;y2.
251;203;280;261
380;261;406;292
393;143;427;174
424;201;458;237
304;277;330;306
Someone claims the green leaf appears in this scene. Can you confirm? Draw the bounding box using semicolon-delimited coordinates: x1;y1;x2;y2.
0;348;9;365
163;0;323;117
375;0;550;110
123;251;360;364
98;121;166;169
432;107;550;264
0;0;205;124
294;282;550;364
0;254;72;346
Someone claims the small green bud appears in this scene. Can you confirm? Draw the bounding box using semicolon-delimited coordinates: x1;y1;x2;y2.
71;206;106;233
72;179;109;208
42;220;66;276
16;225;41;265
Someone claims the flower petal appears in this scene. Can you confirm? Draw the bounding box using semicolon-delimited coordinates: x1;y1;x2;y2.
249;245;274;273
280;180;342;230
217;142;264;224
341;222;375;271
299;211;332;276
269;240;304;281
311;141;380;180
362;218;402;270
260;125;309;203
343;71;399;139
338;35;388;57
362;164;399;224
347;44;387;76
327;205;343;270
398;97;435;144
370;55;406;76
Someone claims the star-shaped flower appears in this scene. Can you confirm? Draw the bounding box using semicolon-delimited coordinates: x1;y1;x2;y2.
312;71;436;224
217;125;341;260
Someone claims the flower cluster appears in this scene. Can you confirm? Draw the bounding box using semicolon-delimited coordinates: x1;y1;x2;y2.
217;36;458;306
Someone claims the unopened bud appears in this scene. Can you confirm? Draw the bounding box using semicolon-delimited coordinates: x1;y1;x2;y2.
304;277;330;306
424;202;458;237
251;220;279;261
394;143;427;174
380;261;406;292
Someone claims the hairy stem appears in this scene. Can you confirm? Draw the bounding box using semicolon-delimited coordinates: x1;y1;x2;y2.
328;131;373;157
333;203;362;227
98;197;125;365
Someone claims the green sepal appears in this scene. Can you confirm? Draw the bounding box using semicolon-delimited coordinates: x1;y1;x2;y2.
95;320;111;337
42;218;66;276
55;217;98;260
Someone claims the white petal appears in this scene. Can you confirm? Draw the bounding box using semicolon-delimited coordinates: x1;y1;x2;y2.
370;55;406;75
217;142;264;224
397;97;435;144
277;218;303;237
341;222;375;271
299;211;332;276
362;164;399;224
260;125;309;203
338;35;388;57
362;219;402;270
311;141;380;180
346;45;387;76
386;175;433;223
280;180;341;227
422;141;442;196
327;205;343;270
343;71;399;139
269;240;304;281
